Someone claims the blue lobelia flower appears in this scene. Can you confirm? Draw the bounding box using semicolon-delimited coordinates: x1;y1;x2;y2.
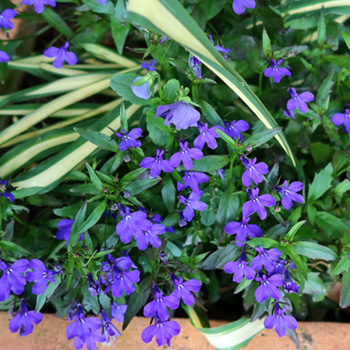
283;266;299;294
0;51;10;63
287;87;314;114
131;74;155;99
115;128;142;151
218;169;225;180
241;156;269;187
225;216;262;247
21;0;56;14
111;302;127;323
177;171;209;192
242;188;276;220
178;191;207;222
25;259;56;295
96;0;107;4
141;59;156;71
251;247;281;273
224;252;256;283
276;181;304;210
222;120;249;142
116;206;152;244
269;259;285;275
264;303;298;337
190;56;202;79
141;316;181;346
56;219;84;246
143;285;179;321
348;251;350;260
0;180;15;202
170;140;203;170
264;59;291;83
9;299;43;336
66;304;104;350
155;101;200;130
134;223;165;251
0;9;16;30
140;149;174;178
331;104;350;134
44;42;77;69
208;34;231;60
194;122;221;150
151;214;174;233
87;273;102;297
283;109;295;119
100;310;121;344
232;0;256;15
0;259;29;302
255;274;283;303
170;274;201;306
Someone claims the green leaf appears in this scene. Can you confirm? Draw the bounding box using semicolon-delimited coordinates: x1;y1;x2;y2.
181;155;230;172
162;79;180;103
332;255;350;275
123;276;152;329
110;73;150;105
262;28;271;58
324;55;350;70
111;17;130;54
316;70;334;107
217;183;240;228
341;31;350;51
247;238;280;249
293;241;337;261
201;244;241;270
317;6;326;46
215;128;238;148
161;175;176;212
81;0;115;14
340;270;350;308
166;241;182;257
198;0;227;20
0;240;30;256
126;178;161;195
308;163;333;202
314;211;347;238
285;220;306;241
334;179;350;203
245;127;282;149
146;113;172;146
42;7;74;38
35;276;61;313
75;128;119;152
303;272;327;302
119;168;146;185
199;100;224;128
283;245;308;278
86;163;104;192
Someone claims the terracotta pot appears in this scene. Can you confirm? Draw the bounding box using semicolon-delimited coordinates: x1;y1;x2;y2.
1;312;350;350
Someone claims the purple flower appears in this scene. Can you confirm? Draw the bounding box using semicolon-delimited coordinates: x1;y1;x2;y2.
142;59;156;71
170;274;201;306
170;141;203;170
134;223;165;251
194;122;220;150
225;216;262;247
276;181;304;210
264;303;298;337
178;191;207;222
264;59;291;83
66;304;104;350
44;42;77;69
131;76;152;99
255;274;283;303
151;214;174;233
56;219;84;246
155;101;200;130
21;0;56;14
331;105;350;134
140;149;174;178
177;171;209;192
218;169;225;180
208;34;231;60
223;252;256;283
25;259;56;295
9;300;43;336
0;9;16;30
0;259;28;301
141;317;181;346
116;206;152;243
348;251;350;260
0;51;10;63
178;210;188;227
115;128;142;151
232;0;256;15
222;120;249;142
283;267;299;294
100;310;121;344
111;302;127;323
190;56;202;79
96;0;107;4
242;188;276;220
251;247;281;273
287;87;314;114
87;273;101;297
143;285;179;321
241;156;269;187
0;180;15;202
270;259;285;275
283;109;295;119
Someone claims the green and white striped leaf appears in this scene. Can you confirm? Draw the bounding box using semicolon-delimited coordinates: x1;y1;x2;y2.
126;0;296;166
